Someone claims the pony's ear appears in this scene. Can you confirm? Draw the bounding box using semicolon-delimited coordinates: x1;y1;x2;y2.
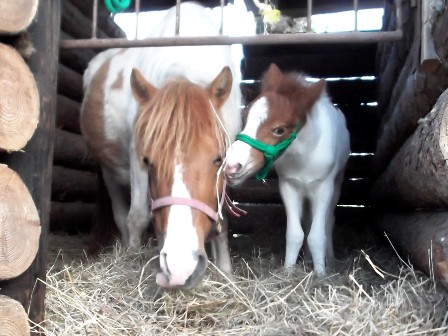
208;66;233;109
262;63;283;91
130;68;156;104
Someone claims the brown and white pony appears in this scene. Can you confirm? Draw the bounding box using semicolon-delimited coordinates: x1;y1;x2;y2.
81;3;242;290
225;64;350;276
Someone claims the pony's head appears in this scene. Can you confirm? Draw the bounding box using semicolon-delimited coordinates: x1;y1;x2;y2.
225;63;325;185
131;67;233;290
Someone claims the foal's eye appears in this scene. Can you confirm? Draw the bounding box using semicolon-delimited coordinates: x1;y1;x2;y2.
213;155;223;166
273;126;286;136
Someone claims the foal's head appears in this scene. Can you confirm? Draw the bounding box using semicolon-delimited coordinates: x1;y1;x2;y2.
225;63;325;185
131;67;233;290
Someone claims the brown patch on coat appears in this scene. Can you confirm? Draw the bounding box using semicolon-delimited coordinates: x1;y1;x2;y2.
81;59;125;170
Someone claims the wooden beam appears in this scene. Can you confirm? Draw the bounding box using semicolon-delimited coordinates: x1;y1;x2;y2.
374;65;448;175
58;63;84;102
0;0;60;330
228;178;372;206
53;129;97;172
59;32;97;74
51;165;97;203
241;79;378;105
371;88;448;209
376;211;448;288
243;44;377;79
50;201;95;234
56;94;82;134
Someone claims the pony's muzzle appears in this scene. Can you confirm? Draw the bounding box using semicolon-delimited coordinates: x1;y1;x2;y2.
156;250;207;290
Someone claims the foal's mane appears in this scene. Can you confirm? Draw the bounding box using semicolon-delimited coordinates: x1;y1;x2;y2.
135;78;225;184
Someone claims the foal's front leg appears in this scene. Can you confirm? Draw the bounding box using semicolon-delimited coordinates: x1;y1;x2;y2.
278;179;305;267
308;180;335;277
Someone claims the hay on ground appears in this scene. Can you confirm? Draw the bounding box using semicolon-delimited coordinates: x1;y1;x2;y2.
33;234;448;335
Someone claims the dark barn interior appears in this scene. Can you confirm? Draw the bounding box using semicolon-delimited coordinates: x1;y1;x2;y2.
1;0;448;332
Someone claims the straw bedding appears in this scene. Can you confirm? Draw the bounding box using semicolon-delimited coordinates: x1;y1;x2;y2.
33;232;448;335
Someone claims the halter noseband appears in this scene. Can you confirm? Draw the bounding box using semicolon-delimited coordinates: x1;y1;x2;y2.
235;123;300;180
152;196;219;222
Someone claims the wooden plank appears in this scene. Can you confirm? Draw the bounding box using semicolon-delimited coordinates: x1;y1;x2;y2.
59;32;97;74
0;0;60;330
58;63;84;102
242;43;377;79
50;201;95;234
51;165;97;203
227;177;372;206
241;79;378;105
56;94;82;134
53;129;97;171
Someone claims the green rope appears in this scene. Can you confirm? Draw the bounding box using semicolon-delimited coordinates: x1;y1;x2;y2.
236;123;300;181
104;0;131;13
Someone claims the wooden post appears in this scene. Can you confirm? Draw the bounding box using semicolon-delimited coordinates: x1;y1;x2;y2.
0;0;60;331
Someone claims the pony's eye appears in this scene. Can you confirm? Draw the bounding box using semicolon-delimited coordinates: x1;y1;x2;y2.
143;157;150;166
273;126;286;136
213;155;223;166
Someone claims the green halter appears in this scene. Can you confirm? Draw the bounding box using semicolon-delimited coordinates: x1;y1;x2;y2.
235;124;300;181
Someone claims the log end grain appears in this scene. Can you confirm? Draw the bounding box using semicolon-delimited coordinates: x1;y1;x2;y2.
0;43;39;152
0;294;30;335
0;165;40;280
0;0;38;34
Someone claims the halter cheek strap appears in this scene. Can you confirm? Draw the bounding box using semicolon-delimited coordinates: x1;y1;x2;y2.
235;123;300;181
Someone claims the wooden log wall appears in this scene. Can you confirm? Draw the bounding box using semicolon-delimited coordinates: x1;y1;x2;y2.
0;0;60;331
51;0;127;234
372;2;448;287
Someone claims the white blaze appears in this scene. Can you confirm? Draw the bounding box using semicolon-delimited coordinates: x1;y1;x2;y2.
226;97;269;166
159;164;199;286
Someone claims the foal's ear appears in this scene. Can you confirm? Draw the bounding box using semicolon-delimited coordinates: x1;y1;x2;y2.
130;68;157;104
306;79;326;103
262;63;283;91
208;66;233;108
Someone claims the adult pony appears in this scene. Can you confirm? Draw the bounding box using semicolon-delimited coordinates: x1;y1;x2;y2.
225;64;350;276
81;3;242;289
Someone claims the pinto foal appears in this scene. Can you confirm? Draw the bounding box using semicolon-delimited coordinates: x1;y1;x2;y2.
225;64;350;276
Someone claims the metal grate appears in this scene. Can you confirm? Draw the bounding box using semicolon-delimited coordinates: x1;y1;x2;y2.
60;0;403;49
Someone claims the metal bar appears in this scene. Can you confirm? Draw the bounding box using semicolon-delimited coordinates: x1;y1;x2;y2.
175;0;181;36
307;0;312;32
354;0;358;32
135;0;141;39
60;31;403;49
92;0;98;39
219;0;224;35
395;0;403;32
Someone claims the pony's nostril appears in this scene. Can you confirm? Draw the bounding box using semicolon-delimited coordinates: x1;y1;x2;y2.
160;252;170;275
225;163;242;176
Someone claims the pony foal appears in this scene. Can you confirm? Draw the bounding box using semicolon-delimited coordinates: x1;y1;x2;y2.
81;3;242;289
225;64;350;276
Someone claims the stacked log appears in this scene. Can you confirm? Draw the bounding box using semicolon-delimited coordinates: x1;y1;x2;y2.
0;0;58;330
0;44;39;151
52;0;127;234
0;294;30;336
372;3;448;287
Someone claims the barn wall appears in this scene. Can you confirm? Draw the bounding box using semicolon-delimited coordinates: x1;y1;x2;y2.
372;1;448;287
51;0;127;235
0;0;60;330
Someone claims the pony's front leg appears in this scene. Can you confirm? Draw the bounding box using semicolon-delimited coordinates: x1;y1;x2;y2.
279;179;305;267
210;215;233;278
308;180;335;277
127;148;151;250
